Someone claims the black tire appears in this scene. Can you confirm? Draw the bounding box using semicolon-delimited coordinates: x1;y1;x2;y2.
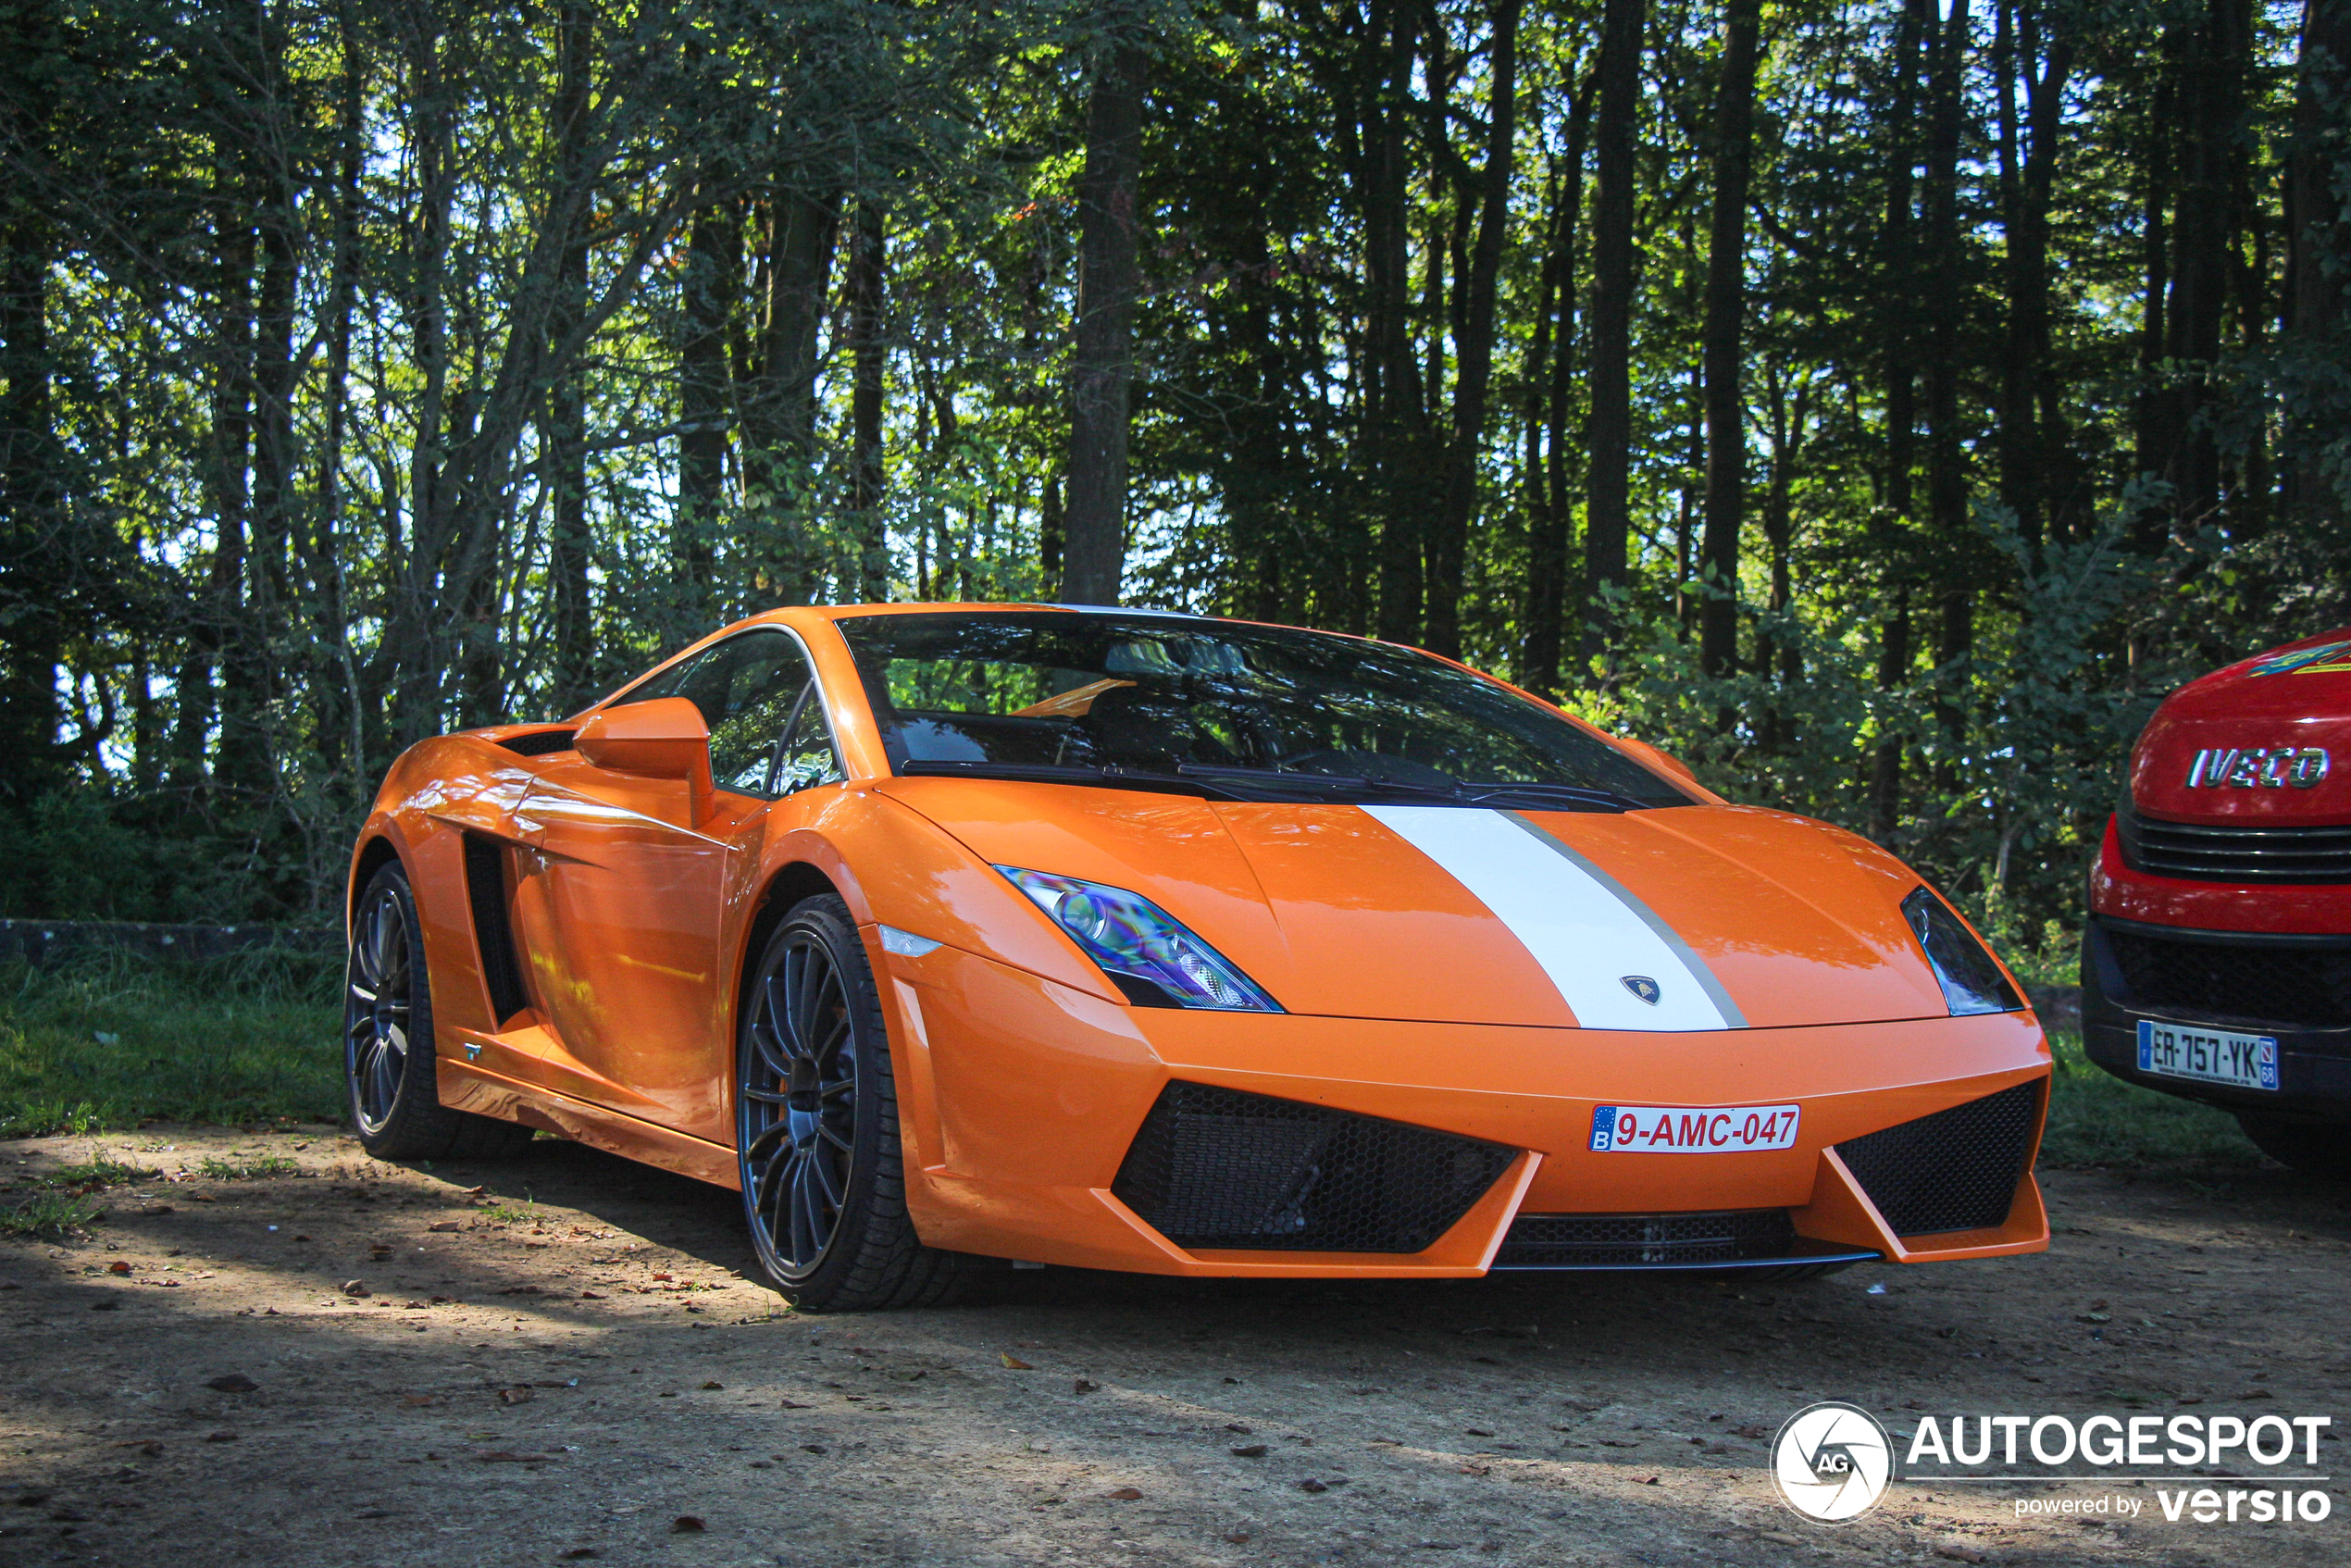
2235;1113;2351;1179
345;860;536;1162
736;893;963;1311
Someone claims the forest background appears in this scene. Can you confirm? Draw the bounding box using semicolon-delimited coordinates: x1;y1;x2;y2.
1;0;2347;968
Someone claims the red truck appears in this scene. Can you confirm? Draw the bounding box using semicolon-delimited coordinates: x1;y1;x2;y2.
2084;628;2351;1175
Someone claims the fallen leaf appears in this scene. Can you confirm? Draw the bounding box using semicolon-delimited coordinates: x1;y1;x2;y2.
802;1444;827;1455
2237;1388;2275;1400
204;1375;258;1394
1637;1475;1660;1486
106;1261;131;1276
1225;1423;1254;1434
403;1395;439;1407
498;1388;533;1406
204;1432;238;1443
1073;1378;1099;1394
1731;1425;1772;1439
499;1285;542;1296
1106;1487;1144;1500
1456;1463;1491;1476
779;1400;811;1410
1225;1534;1251;1545
1232;1444;1269;1458
670;1516;704;1534
578;1290;604;1300
1933;1549;1988;1564
342;1279;370;1298
1000;1352;1034;1370
1465;1427;1493;1437
701;1380;724;1390
428;1222;460;1232
1300;1478;1329;1493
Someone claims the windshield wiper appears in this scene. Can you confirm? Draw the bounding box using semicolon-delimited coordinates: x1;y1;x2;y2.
898;758;1247;800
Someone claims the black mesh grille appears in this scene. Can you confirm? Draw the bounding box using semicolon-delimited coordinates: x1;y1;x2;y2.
1835;1081;2040;1237
2102;923;2351;1029
1493;1209;1796;1267
461;833;530;1024
1111;1082;1515;1253
2118;804;2351;884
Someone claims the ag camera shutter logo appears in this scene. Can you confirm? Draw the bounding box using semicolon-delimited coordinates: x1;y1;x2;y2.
1773;1401;1893;1523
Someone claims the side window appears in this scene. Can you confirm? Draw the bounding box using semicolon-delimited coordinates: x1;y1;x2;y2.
774;684;846;795
669;632;819;796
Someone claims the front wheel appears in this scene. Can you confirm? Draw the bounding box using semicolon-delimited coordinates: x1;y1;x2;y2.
345;860;535;1162
735;893;964;1311
2235;1113;2351;1179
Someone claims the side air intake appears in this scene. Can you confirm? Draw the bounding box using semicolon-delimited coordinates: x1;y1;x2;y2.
1110;1082;1514;1253
1834;1080;2042;1237
461;833;531;1025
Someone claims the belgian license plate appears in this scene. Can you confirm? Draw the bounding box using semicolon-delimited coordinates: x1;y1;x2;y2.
1589;1103;1800;1153
2135;1019;2279;1091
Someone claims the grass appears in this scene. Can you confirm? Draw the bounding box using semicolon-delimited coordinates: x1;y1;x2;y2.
196;1152;299;1180
34;1156;159;1190
2040;1029;2265;1172
0;928;2275;1187
0;946;342;1136
0;1191;100;1240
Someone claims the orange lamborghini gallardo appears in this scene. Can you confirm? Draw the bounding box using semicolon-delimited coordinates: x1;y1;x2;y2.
344;604;2051;1310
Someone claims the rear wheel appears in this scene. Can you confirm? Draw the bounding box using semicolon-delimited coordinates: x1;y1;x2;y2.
2235;1113;2351;1179
345;861;535;1162
736;893;962;1311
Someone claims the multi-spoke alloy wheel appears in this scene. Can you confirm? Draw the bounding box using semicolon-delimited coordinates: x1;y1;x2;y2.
342;859;536;1162
740;926;861;1276
735;893;964;1311
347;880;415;1137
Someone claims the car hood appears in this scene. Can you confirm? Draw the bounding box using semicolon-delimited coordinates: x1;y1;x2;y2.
2131;625;2351;822
877;779;1958;1029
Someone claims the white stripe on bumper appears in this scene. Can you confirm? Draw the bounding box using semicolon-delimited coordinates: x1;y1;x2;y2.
1362;804;1744;1031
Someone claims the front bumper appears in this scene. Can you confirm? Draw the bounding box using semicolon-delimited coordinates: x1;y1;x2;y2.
2081;913;2351;1123
875;936;2052;1276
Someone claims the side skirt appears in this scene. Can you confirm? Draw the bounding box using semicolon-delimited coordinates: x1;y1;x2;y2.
437;1057;740;1191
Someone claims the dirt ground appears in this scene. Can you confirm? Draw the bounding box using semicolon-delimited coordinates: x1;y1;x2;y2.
1;1126;2345;1568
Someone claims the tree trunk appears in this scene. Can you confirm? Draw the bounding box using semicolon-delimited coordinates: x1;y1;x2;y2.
1697;0;1763;680
1064;42;1147;605
1995;0;2071;556
544;0;593;710
1364;0;1431;641
1581;0;1646;663
1427;0;1520;660
740;181;839;607
848;195;887;601
678;189;739;615
0;0;64;809
1923;0;1973;777
1521;78;1592;699
2283;0;2351;520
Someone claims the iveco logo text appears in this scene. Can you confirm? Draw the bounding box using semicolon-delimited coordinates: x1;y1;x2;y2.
2183;746;2329;789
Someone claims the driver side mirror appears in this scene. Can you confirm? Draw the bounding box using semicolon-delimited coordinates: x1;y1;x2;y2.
575;698;715;823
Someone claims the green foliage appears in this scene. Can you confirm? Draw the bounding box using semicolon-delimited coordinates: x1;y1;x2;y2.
0;952;343;1135
0;1193;100;1242
2039;1033;2265;1174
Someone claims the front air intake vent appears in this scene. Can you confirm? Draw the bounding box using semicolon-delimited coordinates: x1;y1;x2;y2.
497;728;578;757
461;833;530;1025
1834;1080;2041;1237
1111;1082;1514;1253
1493;1209;1797;1268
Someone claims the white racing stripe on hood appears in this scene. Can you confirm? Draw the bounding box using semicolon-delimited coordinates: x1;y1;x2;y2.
1362;804;1745;1031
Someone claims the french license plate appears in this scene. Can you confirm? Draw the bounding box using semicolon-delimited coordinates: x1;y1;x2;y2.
2136;1019;2279;1091
1589;1103;1800;1153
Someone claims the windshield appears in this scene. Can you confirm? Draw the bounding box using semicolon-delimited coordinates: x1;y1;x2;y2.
832;610;1690;809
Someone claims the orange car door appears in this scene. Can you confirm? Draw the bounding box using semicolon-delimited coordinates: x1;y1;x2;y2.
510;629;836;1141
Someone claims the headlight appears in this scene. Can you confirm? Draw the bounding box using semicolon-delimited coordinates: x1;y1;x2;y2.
997;867;1283;1012
1901;886;2023;1015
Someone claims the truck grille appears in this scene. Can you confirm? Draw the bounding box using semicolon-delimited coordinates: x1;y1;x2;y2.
1111;1082;1514;1254
2098;920;2351;1029
2117;803;2351;885
1834;1080;2040;1237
